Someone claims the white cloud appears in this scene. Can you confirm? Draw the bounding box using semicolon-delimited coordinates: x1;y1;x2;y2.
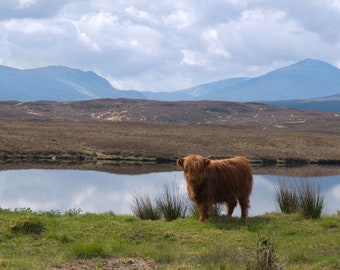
125;6;155;23
163;9;195;30
214;8;321;66
203;29;231;59
78;32;100;51
327;0;340;10
78;11;118;30
71;187;96;208
1;0;340;91
5;18;63;34
180;49;205;66
18;0;35;9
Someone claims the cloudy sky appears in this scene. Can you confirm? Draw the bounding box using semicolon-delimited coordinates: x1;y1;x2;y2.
1;0;340;92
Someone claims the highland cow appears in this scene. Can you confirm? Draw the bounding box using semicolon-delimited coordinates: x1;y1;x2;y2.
177;154;253;221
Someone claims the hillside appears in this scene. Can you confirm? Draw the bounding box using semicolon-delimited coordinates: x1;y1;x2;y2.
264;94;340;113
144;59;340;102
0;65;144;101
0;98;339;132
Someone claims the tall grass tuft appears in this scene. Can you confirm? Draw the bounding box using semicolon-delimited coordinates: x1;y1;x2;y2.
297;179;324;219
72;241;108;259
156;183;187;221
274;178;324;219
130;191;161;220
274;181;299;214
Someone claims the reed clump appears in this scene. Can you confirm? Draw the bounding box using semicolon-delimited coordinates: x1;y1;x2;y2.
155;183;187;221
274;180;299;214
130;191;161;220
131;183;187;221
297;179;324;219
274;178;324;219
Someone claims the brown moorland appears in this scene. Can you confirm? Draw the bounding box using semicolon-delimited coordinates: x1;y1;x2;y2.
0;98;339;167
1;98;339;131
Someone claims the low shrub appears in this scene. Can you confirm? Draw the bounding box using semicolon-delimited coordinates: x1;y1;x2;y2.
10;216;44;235
252;232;281;270
65;208;82;216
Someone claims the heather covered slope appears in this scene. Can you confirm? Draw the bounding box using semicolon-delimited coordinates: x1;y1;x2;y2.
1;98;339;164
1;119;339;165
0;98;339;132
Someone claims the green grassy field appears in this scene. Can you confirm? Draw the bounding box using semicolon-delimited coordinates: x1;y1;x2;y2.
0;208;339;269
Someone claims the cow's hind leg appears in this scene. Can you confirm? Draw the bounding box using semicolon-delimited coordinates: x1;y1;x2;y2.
226;199;237;217
239;196;250;218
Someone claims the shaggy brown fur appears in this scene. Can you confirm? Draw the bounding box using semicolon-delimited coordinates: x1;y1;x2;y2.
177;154;253;221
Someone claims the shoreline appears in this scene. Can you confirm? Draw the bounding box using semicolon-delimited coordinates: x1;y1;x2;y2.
1;152;340;166
1;119;340;170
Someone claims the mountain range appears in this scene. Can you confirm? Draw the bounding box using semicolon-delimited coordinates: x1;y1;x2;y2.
0;65;144;101
1;59;340;112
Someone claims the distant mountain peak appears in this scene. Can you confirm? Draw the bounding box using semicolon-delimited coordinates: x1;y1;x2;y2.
143;58;340;102
299;58;318;66
1;59;340;104
268;58;339;74
279;58;339;72
0;65;145;102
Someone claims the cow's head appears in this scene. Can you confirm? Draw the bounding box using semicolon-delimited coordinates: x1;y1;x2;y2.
177;154;211;184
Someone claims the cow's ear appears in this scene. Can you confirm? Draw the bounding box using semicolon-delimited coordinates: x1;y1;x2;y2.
177;158;184;168
204;158;211;167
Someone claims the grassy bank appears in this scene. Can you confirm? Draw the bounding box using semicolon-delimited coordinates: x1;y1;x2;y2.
0;209;339;269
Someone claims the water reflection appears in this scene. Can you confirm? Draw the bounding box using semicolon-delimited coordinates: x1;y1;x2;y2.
0;169;339;216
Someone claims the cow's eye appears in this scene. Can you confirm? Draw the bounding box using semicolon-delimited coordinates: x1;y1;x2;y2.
189;175;200;182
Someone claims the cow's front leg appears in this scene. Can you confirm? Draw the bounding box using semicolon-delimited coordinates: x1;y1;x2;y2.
226;199;237;217
197;203;210;222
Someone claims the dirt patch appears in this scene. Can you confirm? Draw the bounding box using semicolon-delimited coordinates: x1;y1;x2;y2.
51;257;155;270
